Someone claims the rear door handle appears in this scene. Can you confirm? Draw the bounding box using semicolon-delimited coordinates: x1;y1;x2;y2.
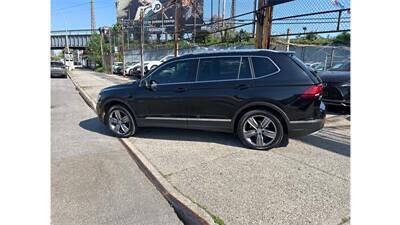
235;84;249;90
175;87;187;93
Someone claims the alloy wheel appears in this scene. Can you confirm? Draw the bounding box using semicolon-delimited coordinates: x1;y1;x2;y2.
243;115;277;148
108;109;132;136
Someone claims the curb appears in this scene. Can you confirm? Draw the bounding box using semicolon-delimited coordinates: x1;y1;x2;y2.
67;72;216;225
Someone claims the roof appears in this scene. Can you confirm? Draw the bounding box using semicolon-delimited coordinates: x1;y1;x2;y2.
176;49;295;60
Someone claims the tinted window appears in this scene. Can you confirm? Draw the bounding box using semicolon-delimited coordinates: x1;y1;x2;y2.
150;60;197;84
197;57;240;81
252;57;279;78
239;57;252;79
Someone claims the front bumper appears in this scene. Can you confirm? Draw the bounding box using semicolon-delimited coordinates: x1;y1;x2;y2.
96;100;106;124
322;85;350;107
288;119;325;137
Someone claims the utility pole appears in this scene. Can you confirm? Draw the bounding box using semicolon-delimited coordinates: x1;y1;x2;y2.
222;0;226;39
262;5;273;49
286;28;290;51
90;0;96;33
256;0;273;49
252;0;257;38
140;9;145;78
121;20;126;76
174;0;181;57
109;29;113;74
193;0;197;43
211;0;214;23
99;28;106;72
218;0;221;38
231;0;236;31
255;0;264;49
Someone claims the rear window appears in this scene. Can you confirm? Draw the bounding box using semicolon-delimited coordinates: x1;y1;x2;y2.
290;55;322;83
197;57;241;81
251;57;279;78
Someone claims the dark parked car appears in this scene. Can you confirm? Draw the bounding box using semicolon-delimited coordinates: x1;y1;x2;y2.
318;61;350;107
51;61;67;78
96;50;326;150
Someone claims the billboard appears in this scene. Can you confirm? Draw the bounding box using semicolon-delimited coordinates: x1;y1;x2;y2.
116;0;203;32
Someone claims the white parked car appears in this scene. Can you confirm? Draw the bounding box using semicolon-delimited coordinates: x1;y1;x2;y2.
125;62;148;76
124;55;176;77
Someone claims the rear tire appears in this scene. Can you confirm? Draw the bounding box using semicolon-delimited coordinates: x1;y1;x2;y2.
237;110;284;150
105;105;136;138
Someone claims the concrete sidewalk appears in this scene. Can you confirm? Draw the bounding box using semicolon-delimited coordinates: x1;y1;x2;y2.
70;69;350;225
51;77;183;225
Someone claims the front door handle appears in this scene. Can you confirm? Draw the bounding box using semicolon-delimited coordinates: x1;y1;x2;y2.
175;87;187;93
235;84;249;90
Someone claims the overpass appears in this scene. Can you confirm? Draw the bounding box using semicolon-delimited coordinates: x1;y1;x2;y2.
51;29;98;50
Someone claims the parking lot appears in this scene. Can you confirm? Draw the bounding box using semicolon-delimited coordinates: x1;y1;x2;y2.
69;69;350;225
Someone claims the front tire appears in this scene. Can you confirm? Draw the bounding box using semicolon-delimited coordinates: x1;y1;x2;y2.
105;105;136;138
237;110;284;150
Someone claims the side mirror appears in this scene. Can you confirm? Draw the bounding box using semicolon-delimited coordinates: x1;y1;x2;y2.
149;80;158;91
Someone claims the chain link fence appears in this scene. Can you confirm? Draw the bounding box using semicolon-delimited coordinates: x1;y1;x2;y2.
114;0;350;72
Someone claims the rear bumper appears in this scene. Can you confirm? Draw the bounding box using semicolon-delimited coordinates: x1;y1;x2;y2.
322;98;350;107
51;71;67;77
288;119;325;137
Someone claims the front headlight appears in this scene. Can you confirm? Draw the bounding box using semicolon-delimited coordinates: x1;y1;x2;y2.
97;93;102;102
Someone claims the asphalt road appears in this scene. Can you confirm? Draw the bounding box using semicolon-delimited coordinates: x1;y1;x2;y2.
51;77;183;225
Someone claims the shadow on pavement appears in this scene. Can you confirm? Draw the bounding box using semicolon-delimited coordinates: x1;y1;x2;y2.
135;127;245;148
79;118;114;137
79;117;243;148
295;131;351;157
80;117;350;156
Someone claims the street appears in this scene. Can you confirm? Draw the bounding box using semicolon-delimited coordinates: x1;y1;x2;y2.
51;77;182;225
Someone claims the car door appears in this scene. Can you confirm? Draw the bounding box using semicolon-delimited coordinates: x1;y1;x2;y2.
186;56;254;131
134;59;198;129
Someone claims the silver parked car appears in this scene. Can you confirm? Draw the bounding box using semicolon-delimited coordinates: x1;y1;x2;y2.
51;61;67;78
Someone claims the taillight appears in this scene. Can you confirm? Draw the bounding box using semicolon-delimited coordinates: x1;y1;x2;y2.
301;84;324;98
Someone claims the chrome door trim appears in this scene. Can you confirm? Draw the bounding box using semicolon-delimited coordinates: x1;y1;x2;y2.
145;55;281;87
145;117;231;122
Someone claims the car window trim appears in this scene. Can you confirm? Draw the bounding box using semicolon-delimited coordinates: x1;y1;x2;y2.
237;57;243;80
148;55;281;86
251;56;281;78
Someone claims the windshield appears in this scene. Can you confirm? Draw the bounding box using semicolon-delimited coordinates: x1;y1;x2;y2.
160;55;174;62
51;62;64;67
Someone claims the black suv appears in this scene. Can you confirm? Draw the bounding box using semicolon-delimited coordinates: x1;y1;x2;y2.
96;50;326;150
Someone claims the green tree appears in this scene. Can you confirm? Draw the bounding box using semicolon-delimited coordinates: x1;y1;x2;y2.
87;33;110;68
87;34;102;67
235;29;251;43
334;32;350;46
51;51;64;61
195;29;210;44
305;33;319;41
